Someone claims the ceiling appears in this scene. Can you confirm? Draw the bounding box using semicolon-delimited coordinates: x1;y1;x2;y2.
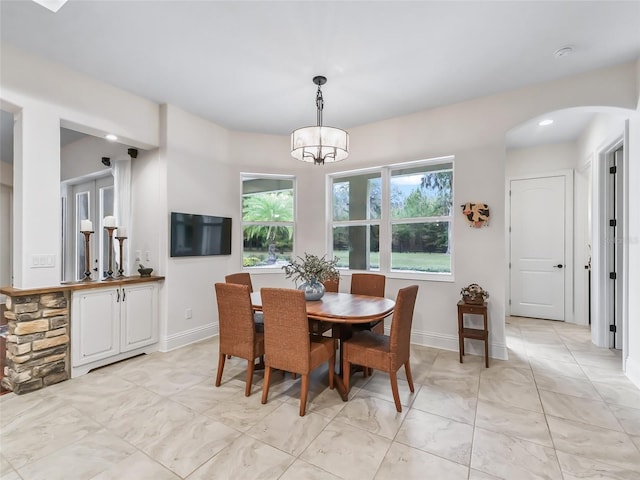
1;1;639;155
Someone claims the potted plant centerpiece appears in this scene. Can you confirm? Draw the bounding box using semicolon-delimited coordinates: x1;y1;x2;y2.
282;253;340;300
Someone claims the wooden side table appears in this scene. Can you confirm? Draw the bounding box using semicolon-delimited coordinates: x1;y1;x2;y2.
457;300;489;368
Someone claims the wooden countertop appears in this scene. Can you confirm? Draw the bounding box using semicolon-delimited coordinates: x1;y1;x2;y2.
0;275;165;296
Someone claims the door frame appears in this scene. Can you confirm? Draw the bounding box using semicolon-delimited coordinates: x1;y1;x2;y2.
592;131;628;363
507;169;574;323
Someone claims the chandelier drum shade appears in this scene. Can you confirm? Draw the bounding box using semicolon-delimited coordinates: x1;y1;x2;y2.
291;76;349;165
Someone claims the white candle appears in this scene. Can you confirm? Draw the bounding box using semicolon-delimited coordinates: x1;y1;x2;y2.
80;219;93;232
116;226;127;238
103;216;116;228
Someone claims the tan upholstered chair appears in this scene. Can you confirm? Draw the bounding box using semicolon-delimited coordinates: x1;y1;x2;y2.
342;284;419;412
260;288;336;416
214;283;265;396
351;273;386;334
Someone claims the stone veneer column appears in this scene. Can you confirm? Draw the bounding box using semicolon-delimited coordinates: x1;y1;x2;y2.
2;291;70;394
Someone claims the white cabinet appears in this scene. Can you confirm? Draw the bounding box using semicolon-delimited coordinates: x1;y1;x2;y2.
71;282;159;377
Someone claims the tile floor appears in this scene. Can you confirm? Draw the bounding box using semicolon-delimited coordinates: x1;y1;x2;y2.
2;316;640;479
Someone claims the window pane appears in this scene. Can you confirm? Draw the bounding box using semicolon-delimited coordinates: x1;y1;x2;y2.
332;173;381;221
332;225;380;270
243;226;293;267
391;222;451;273
242;178;294;222
390;166;452;218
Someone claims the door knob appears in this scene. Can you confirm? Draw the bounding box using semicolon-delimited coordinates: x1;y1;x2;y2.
553;264;564;269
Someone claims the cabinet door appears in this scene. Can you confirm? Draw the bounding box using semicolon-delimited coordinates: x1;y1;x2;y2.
121;283;158;352
72;288;119;366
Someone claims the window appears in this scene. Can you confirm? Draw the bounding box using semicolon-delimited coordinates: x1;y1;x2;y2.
242;174;295;268
330;158;453;277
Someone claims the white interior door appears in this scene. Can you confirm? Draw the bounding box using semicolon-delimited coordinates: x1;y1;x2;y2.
510;175;566;320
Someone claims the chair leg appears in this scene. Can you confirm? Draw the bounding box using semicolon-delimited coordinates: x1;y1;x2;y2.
245;359;255;396
300;373;309;416
261;366;272;404
390;371;402;412
215;352;226;387
404;360;415;393
328;347;335;390
343;357;351;395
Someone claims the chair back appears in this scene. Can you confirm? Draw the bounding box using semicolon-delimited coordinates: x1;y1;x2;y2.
260;288;311;374
322;277;340;293
389;285;419;366
215;283;256;358
225;272;254;292
351;273;385;297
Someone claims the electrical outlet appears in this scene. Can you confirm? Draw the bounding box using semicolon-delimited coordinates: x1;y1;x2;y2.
145;251;151;262
185;308;192;319
135;250;141;261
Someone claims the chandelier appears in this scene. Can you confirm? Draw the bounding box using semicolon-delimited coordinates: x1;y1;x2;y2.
291;76;349;165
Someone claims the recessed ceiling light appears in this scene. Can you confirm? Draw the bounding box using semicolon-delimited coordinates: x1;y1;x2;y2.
554;47;573;58
538;119;554;126
31;0;68;13
105;134;118;141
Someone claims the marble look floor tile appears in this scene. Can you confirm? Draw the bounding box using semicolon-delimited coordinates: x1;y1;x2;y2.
141;415;241;478
591;380;640;410
556;450;640;480
90;385;165;426
187;433;294;480
475;399;552;447
0;454;20;480
246;402;330;456
534;372;600;400
478;376;542;413
16;429;135;480
0;391;65;429
90;451;181;480
422;370;479;397
470;427;562;480
354;371;418;408
278;460;341;480
375;442;469;480
202;388;281;432
300;420;390;480
608;404;640;436
1;404;102;469
525;343;575;363
539;389;623;431
468;469;502;479
124;363;211;397
580;364;629;383
411;382;477;424
546;415;640;473
395;408;473;465
106;396;197;450
430;350;484;377
171;377;244;413
479;365;534;385
334;396;407;439
529;357;587;380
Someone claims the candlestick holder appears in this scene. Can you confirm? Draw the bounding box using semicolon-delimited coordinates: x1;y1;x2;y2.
104;226;116;280
81;230;94;281
115;235;127;277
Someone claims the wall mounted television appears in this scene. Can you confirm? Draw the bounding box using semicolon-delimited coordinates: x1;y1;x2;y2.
170;212;232;257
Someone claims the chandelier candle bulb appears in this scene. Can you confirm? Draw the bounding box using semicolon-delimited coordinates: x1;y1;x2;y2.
116;226;127;238
103;216;116;228
80;219;93;232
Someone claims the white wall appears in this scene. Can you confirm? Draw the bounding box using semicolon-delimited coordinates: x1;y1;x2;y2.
60;135;127;182
1;43;639;372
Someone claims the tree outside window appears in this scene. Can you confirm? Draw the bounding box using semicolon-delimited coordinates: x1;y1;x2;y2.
330;159;453;275
242;175;294;268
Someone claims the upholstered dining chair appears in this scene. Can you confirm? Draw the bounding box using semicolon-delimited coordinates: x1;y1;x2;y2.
322;277;340;293
351;273;386;334
342;284;419;412
260;288;336;416
214;283;265;396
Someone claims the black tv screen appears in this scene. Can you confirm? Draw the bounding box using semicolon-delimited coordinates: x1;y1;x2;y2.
170;212;232;257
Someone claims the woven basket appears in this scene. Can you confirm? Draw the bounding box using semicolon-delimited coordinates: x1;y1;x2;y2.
460;283;488;304
462;294;485;305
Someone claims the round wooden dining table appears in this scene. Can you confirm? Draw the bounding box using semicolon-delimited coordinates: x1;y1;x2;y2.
251;291;395;400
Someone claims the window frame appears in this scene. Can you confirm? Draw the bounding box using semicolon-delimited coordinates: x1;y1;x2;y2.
327;156;455;282
240;172;296;273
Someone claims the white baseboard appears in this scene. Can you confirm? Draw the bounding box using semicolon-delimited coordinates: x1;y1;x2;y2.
625;354;640;389
386;327;508;361
159;323;218;352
